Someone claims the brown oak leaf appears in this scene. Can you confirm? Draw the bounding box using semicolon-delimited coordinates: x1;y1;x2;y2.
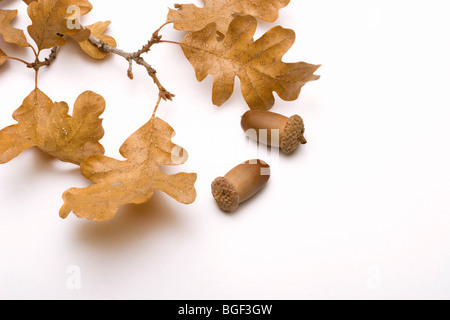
77;21;116;59
181;15;320;110
0;9;29;47
27;0;93;51
168;0;290;35
0;89;105;165
60;117;197;222
0;48;6;66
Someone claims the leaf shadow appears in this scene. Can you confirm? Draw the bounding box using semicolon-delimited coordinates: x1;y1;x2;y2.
73;192;180;251
0;59;13;76
24;147;81;176
15;150;183;251
28;146;60;167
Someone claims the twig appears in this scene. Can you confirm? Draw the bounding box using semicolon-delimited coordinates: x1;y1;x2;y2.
5;46;58;70
88;23;175;101
32;47;59;69
28;46;59;87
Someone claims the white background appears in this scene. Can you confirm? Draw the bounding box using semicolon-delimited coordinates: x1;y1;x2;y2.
1;0;449;300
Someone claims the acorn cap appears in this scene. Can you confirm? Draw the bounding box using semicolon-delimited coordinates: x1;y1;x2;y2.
280;115;307;154
211;176;240;213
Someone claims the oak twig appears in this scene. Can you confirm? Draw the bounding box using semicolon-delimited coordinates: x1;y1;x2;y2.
88;23;175;101
32;47;59;69
6;47;58;70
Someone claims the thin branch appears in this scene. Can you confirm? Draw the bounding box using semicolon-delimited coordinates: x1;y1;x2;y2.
87;23;175;101
127;58;134;79
134;33;162;57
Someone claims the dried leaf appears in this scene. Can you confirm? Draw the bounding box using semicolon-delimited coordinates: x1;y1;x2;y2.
0;89;105;165
0;9;29;47
77;21;116;59
168;0;290;35
27;0;93;51
0;48;7;66
60;117;197;222
181;15;320;110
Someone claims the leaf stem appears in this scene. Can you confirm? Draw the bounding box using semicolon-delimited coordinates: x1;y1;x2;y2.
152;95;162;119
159;40;181;46
6;56;32;67
29;45;38;59
35;69;39;89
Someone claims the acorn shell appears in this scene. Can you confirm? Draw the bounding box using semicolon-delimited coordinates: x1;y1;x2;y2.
211;160;270;213
241;111;306;154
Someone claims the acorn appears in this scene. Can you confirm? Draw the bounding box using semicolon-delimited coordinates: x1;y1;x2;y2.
241;110;307;154
211;160;270;213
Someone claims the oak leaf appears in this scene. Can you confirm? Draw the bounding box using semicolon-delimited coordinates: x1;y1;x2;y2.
77;21;116;59
60;117;197;222
168;0;290;35
181;15;320;110
27;0;93;51
0;9;29;47
0;48;6;66
0;89;105;165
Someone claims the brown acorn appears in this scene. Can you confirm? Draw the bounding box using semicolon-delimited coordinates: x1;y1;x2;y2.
211;160;270;213
241;110;307;154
